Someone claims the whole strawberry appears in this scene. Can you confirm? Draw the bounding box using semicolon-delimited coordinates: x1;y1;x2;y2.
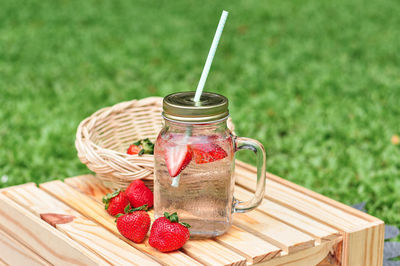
116;204;150;243
149;212;190;252
126;179;154;208
102;189;129;216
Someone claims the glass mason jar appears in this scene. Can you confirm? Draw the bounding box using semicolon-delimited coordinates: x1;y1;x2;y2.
154;92;266;238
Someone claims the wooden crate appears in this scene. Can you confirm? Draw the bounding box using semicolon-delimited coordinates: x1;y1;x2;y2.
0;160;384;266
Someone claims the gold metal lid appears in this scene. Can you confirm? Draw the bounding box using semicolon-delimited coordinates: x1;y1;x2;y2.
162;91;229;123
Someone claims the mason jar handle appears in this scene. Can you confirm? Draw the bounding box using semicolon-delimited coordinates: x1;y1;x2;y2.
233;136;267;213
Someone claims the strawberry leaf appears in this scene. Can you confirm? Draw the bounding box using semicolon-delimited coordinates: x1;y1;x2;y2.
126;204;148;213
164;212;179;223
138;149;145;156
124;203;131;213
133;140;141;146
102;189;121;210
180;222;191;228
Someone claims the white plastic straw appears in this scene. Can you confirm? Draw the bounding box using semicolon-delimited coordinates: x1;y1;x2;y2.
194;10;229;103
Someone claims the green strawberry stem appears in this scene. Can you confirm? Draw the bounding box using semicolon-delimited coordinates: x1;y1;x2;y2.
164;212;191;228
102;188;121;210
126;204;148;213
131;138;155;156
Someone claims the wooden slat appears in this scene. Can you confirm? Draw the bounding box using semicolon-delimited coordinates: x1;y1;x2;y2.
237;161;382;224
215;225;281;264
235;161;372;231
0;228;50;266
258;237;343;266
182;240;246;266
2;184;160;266
39;181;203;266
235;165;369;231
66;175;282;265
233;210;315;254
234;186;339;242
0;193;107;266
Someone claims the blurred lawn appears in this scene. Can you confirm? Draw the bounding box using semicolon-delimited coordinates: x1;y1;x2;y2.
1;0;399;228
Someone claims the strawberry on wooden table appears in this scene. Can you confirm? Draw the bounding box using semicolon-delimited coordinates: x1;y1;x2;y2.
116;204;150;243
102;189;129;216
149;212;190;252
126;179;154;208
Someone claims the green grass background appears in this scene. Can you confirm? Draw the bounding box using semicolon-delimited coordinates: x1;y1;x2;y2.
1;0;399;228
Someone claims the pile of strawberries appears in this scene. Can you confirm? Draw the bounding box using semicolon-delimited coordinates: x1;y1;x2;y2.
102;179;190;252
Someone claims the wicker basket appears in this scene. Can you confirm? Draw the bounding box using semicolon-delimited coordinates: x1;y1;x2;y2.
76;97;234;189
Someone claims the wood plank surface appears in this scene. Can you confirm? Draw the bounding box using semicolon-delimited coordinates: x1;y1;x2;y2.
257;237;343;266
343;222;384;266
237;161;382;224
233;210;315;253
39;181;203;266
0;228;50;266
0;193;107;266
66;175;283;265
234;186;339;242
45;181;248;265
235;161;372;231
2;184;160;266
215;225;281;264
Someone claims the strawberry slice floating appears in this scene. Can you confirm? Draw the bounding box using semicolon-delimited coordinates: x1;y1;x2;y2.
164;145;192;177
191;143;227;164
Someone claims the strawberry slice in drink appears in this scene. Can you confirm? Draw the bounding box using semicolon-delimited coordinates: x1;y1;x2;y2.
191;143;227;164
164;144;192;177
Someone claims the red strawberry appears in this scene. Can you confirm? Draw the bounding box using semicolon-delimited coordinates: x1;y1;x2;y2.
102;189;129;216
164;145;192;177
191;143;227;164
149;212;190;252
116;205;150;243
126;180;154;208
127;138;154;155
127;144;141;155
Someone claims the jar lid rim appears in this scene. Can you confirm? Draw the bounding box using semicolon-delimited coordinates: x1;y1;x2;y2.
163;91;229;123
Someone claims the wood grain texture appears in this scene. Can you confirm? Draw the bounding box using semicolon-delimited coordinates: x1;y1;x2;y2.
39;180;203;266
215;225;281;264
0;228;50;266
0;193;107;266
343;222;384;266
233;210;315;253
237;161;382;224
234;186;339;243
3;184;160;266
182;239;247;266
67;174;283;265
257;238;342;266
235;165;369;231
235;160;385;266
63;178;249;265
